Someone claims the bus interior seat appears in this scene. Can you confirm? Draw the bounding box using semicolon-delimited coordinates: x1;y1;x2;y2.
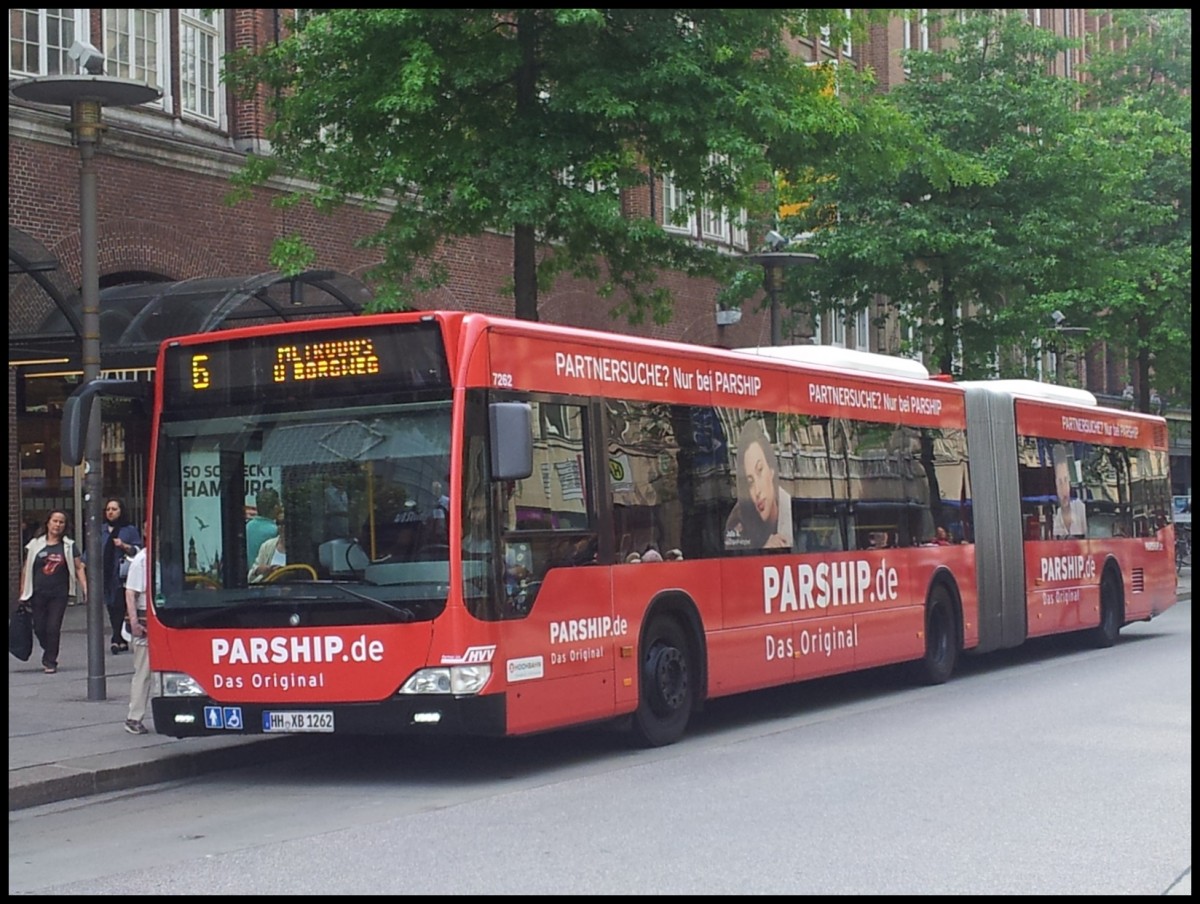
319;538;371;576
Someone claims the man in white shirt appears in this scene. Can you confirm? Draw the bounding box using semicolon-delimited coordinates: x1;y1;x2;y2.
123;539;151;735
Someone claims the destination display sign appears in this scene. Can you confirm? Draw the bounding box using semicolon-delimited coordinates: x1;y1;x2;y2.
162;322;450;407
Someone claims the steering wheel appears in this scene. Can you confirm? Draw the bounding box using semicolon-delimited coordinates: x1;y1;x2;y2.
263;563;318;583
186;574;222;590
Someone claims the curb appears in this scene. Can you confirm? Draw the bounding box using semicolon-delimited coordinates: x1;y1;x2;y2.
9;734;323;811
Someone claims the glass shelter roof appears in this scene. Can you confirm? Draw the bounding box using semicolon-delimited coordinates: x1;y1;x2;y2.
9;232;371;374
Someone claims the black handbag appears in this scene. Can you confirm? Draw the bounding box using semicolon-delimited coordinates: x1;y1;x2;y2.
10;604;34;662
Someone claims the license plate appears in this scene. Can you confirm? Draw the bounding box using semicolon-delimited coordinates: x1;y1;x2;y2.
262;711;334;733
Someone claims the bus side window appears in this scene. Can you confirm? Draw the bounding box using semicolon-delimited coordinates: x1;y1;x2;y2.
495;399;596;612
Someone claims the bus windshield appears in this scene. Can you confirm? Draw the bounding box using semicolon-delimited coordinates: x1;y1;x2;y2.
152;400;453;628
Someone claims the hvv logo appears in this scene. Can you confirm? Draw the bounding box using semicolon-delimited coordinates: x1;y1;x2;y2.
440;645;496;664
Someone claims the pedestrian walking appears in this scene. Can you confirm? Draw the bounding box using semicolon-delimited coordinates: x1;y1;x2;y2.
123;532;151;735
18;509;87;674
98;498;142;654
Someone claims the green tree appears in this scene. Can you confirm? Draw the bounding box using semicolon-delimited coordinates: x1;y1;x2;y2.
783;10;1127;379
226;9;887;322
1078;9;1191;413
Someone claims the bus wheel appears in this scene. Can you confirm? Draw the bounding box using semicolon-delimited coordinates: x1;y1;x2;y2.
1089;572;1122;648
917;585;958;685
632;617;693;748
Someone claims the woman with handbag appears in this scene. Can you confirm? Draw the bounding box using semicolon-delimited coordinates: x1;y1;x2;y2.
18;510;87;674
99;498;142;654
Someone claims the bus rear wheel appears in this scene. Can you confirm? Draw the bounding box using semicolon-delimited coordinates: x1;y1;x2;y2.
631;617;693;748
917;585;958;685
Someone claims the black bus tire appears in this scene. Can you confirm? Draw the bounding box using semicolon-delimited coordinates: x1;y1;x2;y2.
1090;571;1122;649
631;617;694;748
917;584;958;685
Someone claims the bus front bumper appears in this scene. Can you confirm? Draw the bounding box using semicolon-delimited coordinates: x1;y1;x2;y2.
151;693;507;738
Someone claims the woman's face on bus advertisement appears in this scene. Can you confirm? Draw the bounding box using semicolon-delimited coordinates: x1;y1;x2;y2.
742;441;778;525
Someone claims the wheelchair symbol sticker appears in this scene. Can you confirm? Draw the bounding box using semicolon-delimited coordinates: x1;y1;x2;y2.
222;707;243;730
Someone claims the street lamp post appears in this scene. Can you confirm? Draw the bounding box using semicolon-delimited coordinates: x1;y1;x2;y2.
1049;311;1090;386
745;251;820;345
12;58;160;701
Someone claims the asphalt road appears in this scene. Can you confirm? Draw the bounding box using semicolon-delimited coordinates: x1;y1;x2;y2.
10;592;1191;895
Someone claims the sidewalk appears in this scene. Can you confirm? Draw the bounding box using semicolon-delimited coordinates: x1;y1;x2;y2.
9;569;1193;813
8;603;316;811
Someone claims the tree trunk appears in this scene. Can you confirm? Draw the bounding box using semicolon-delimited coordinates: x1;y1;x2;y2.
512;12;539;322
1136;346;1153;413
513;223;538;321
936;276;955;377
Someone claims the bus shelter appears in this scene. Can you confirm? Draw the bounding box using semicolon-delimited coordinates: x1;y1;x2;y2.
8;251;373;596
12;266;372;374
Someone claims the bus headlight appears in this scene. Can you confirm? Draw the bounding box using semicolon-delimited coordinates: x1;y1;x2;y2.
157;671;208;697
399;665;491;696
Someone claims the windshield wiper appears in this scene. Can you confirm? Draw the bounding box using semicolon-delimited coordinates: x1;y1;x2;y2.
174;587;418;627
329;582;419;622
180;596;298;627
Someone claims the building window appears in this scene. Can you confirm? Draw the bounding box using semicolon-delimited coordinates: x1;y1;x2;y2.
104;9;165;97
662;167;747;250
701;204;730;244
558;166;610;196
830;309;847;348
700;203;749;249
902;10;920;74
9;8;83;77
905;320;926;367
855;306;870;351
662;172;697;237
1062;10;1073;78
730;212;747;250
180;8;220;124
902;8;930;67
293;9;321;30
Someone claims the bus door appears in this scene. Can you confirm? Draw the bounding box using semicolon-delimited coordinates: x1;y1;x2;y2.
467;396;615;735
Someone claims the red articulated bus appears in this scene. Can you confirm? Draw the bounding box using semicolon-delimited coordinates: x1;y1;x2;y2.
65;311;1176;746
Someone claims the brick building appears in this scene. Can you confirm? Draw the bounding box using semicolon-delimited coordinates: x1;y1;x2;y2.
8;10;1189;602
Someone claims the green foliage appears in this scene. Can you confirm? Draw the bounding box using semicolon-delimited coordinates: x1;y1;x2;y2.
786;10;1119;378
225;8;890;321
1076;9;1192;411
268;233;316;275
777;9;1189;411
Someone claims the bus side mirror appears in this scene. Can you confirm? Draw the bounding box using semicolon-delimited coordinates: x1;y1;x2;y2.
489;401;533;481
61;379;153;466
60;390;89;467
